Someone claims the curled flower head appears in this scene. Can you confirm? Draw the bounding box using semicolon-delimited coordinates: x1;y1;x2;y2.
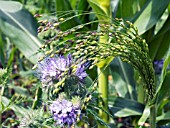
49;96;81;127
35;54;88;86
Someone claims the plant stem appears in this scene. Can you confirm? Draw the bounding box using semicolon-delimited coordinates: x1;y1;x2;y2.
150;104;156;128
98;66;109;127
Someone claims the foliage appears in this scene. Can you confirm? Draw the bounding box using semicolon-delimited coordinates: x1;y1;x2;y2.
0;0;170;128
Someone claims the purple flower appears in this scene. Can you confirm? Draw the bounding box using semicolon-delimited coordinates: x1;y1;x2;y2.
36;54;71;86
49;98;81;127
76;61;90;80
154;59;170;74
76;64;87;80
36;54;88;86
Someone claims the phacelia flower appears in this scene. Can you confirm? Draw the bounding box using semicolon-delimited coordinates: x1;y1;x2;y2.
154;59;170;74
76;64;87;81
36;54;88;86
49;97;81;127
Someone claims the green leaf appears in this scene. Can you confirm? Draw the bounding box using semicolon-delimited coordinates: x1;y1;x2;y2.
133;0;169;35
156;48;170;96
0;1;43;64
87;108;111;127
109;96;144;117
149;30;170;60
116;0;139;19
1;96;27;116
110;58;136;100
87;0;110;21
77;0;90;24
157;71;170;109
138;105;150;126
155;32;170;60
8;84;30;96
154;9;169;35
149;15;170;60
157;111;170;122
70;0;78;10
0;32;5;67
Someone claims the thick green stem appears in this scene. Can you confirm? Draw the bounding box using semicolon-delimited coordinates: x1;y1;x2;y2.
150;105;156;128
98;66;109;127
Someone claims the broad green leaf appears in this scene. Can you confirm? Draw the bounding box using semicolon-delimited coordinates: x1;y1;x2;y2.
8;84;30;96
70;0;78;10
110;58;136;100
110;0;119;17
110;72;130;98
109;96;144;117
157;111;170;122
87;108;111;127
138;0;148;9
154;9;169;35
87;0;110;21
138;105;150;126
155;31;170;59
149;15;170;60
149;30;170;60
77;0;90;24
0;32;5;67
156;47;170;95
155;15;170;38
19;70;34;77
133;0;169;35
157;71;170;109
2;96;27;116
116;0;139;19
0;1;42;64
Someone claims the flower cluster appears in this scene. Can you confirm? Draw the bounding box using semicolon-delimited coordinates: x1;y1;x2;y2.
34;53;90;127
49;94;81;127
154;59;164;74
154;59;170;74
36;54;88;86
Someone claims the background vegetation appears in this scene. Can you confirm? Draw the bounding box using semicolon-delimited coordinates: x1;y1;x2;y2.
0;0;170;127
